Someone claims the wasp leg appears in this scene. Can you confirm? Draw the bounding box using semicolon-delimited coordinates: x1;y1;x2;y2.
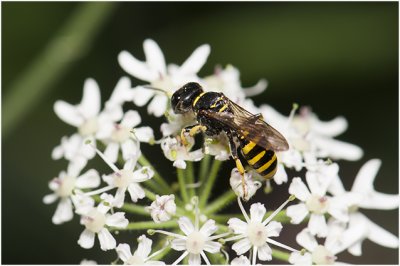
180;124;207;146
227;131;247;199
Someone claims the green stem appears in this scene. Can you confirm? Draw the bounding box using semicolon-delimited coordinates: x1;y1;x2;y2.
198;154;211;188
177;168;189;203
199;159;222;208
272;248;291;262
113;220;178;231
138;155;174;194
144;188;157;201
120;203;149;216
3;2;116;138
150;246;171;261
203;189;236;215
186;161;195;198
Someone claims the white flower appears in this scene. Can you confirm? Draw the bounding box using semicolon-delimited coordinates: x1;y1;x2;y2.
146;194;176;223
225;197;296;264
203;64;267;104
229;168;261;201
328;159;399;255
289;222;366;265
78;203;128;251
43;161;100;224
161;136;203;169
260;105;363;168
153;199;228;265
203;133;231;161
86;145;153;207
54;78;112;137
118;39;210;117
116;235;165;265
52;134;95;166
97;110;153;163
286;168;349;237
105;76;135;110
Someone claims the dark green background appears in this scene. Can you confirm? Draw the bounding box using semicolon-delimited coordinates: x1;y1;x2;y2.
2;2;398;264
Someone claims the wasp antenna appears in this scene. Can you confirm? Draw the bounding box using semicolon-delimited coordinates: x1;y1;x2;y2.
142;85;167;94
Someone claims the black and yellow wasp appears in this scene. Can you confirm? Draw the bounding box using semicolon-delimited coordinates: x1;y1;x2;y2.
171;82;289;197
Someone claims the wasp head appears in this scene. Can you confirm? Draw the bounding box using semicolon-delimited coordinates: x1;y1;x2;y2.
171;82;204;114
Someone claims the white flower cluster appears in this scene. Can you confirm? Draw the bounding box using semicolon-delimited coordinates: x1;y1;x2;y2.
45;39;398;264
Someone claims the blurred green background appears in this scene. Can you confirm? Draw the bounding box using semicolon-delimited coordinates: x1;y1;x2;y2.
2;2;398;264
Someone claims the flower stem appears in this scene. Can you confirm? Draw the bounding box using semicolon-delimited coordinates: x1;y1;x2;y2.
177;168;190;203
138;154;173;194
113;220;178;231
199;159;222;208
203;189;236;215
120;203;149;216
272;248;291;262
186;161;195;198
198;154;211;186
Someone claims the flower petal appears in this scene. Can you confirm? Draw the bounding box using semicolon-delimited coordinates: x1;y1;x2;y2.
118;50;157;82
363;214;399;248
249;203;266;223
134;235;152;258
360;191;400;210
131;86;155;107
178;216;195;236
199;219;218;237
312;116;348;137
76;169;100;189
43;193;58;204
352;159;380;192
121;110;141;128
107;77;134;107
289;251;312;265
98;228;116;251
314;137;363;161
265;221;282;238
106;212;128;228
104;142;119;164
203;240;221;253
228;218;248;235
231;256;251;265
79;78;101;118
296;228;318;251
52;198;73;224
231;238;252;255
54;101;83;127
188;253;201;265
347;241;363;256
178;44;210;76
171;238;186;251
116;243;132;262
289;177;311;201
258;243;272;261
121;139;140;162
286;203;309;224
128;183;145;202
147;93;168;117
143;39;166;76
308;213;328;237
135;126;155;143
78;229;95;249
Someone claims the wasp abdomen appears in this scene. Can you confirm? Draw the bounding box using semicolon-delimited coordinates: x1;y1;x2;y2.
240;138;278;179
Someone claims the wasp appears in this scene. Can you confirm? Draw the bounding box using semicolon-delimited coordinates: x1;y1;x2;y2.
171;82;289;198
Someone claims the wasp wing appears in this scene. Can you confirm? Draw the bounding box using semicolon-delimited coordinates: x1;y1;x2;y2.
200;101;289;151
